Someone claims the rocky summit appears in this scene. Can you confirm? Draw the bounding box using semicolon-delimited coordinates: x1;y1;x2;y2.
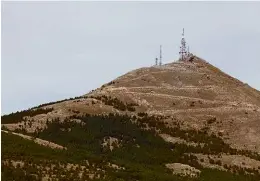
2;56;260;181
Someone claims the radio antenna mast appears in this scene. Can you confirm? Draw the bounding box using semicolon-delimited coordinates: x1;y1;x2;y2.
159;45;162;66
179;28;187;61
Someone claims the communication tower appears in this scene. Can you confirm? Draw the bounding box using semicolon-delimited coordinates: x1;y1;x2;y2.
159;45;162;66
179;28;188;61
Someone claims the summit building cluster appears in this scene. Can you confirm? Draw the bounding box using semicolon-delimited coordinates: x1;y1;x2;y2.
179;28;193;61
154;28;193;66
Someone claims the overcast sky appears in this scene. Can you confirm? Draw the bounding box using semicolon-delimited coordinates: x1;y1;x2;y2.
2;1;260;114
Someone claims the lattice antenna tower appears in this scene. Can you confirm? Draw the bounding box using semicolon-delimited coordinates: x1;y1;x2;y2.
179;28;187;61
159;45;162;66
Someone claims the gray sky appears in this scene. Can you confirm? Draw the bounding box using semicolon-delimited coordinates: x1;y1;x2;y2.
2;1;260;114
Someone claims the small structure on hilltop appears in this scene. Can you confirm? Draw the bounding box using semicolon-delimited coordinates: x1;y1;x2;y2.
154;45;163;66
154;29;195;66
159;45;162;66
155;57;158;66
179;28;193;61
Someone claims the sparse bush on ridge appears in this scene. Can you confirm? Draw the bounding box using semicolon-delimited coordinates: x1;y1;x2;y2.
93;95;138;112
32;96;84;109
207;117;217;124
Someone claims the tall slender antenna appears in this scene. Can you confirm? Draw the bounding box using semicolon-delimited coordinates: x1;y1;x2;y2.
179;28;187;61
159;45;162;66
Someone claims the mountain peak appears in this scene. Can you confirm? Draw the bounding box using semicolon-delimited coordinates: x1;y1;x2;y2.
2;55;260;180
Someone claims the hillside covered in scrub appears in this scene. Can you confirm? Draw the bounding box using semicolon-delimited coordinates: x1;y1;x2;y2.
2;56;260;181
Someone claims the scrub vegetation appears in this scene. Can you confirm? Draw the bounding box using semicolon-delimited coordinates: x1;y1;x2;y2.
2;113;260;181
